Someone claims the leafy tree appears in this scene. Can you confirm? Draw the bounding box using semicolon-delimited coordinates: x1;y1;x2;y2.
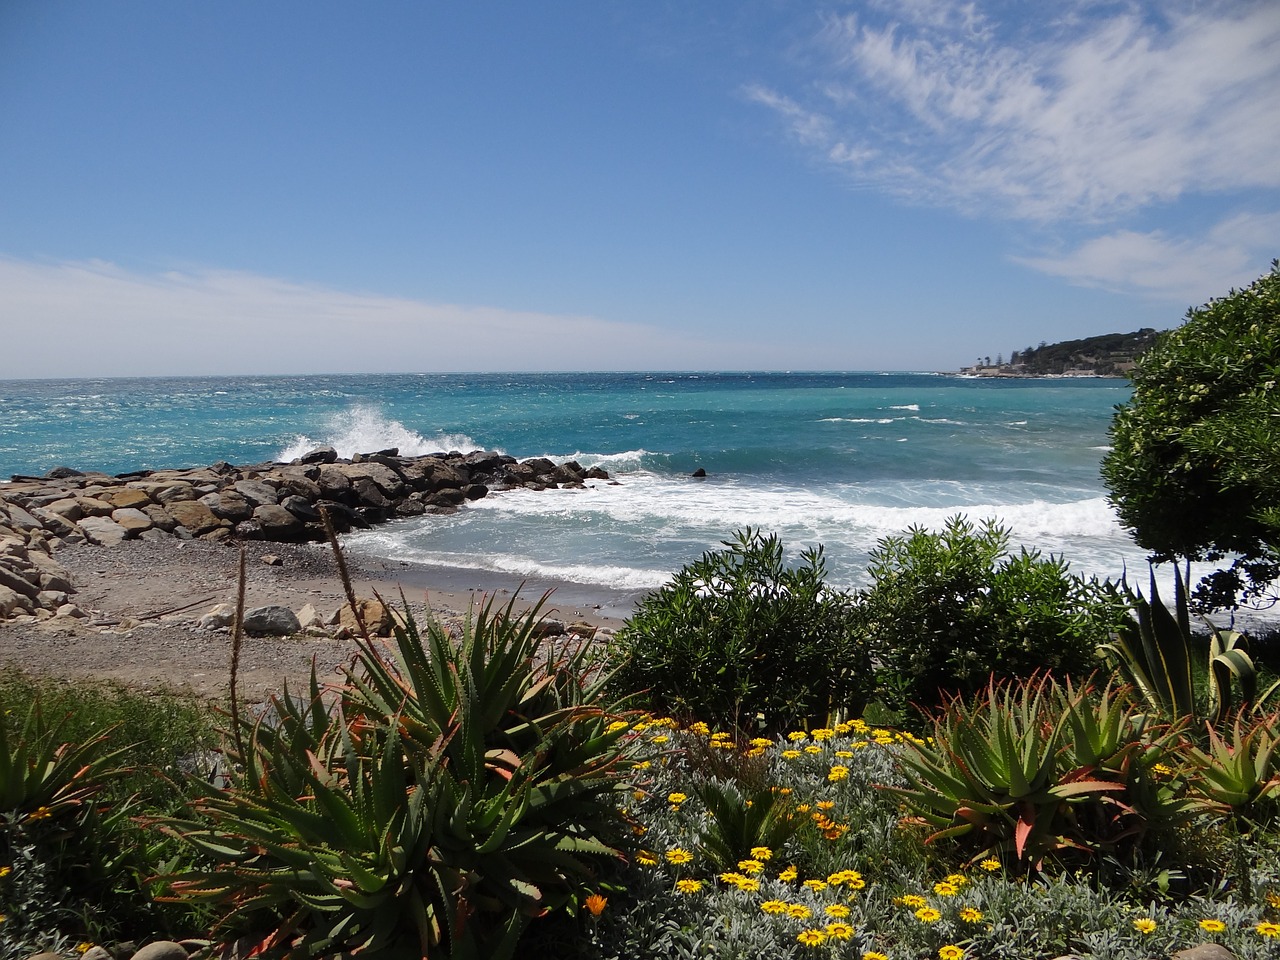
1101;262;1280;609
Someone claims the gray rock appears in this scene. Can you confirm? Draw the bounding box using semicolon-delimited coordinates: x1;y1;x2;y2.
153;482;197;505
242;604;301;636
296;602;324;630
102;487;152;510
56;603;87;618
253;503;302;534
45;497;84;520
4;502;42;531
340;461;406;497
202;490;254;521
234;479;280;507
31;506;77;537
129;941;190;960
36;589;69;608
78;514;129;545
81;946;113;960
299;445;338;464
351;477;392;509
77;496;117;516
281;475;323;501
280;494;320;520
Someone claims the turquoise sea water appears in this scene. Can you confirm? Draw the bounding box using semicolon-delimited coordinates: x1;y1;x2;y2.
0;372;1142;592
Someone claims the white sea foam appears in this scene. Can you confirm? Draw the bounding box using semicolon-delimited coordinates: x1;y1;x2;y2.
275;405;485;462
889;404;920;411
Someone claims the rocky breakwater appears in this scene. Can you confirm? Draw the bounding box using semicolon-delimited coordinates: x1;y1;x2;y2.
0;448;611;621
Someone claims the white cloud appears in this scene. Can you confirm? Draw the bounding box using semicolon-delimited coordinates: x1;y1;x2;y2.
0;258;774;378
751;2;1280;221
1011;211;1280;303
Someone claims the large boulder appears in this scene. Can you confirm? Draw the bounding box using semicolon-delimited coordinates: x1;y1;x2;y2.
111;507;155;535
338;597;393;637
234;479;280;507
242;605;301;636
78;515;129;546
340;462;406;497
165;500;222;536
253;503;302;536
102;487;152;510
202;490;254;521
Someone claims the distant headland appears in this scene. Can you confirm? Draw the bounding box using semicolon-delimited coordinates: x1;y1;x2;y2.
959;328;1160;378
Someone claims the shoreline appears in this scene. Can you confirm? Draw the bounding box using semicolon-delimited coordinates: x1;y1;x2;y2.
0;536;646;704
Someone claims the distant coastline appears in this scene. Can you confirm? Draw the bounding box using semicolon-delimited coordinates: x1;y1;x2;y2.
958;328;1159;379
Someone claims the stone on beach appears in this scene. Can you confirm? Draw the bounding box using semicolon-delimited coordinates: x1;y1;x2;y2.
241;604;302;636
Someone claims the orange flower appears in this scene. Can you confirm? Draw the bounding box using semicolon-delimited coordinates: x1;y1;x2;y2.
584;893;608;917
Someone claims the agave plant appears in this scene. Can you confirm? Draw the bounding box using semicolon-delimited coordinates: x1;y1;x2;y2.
887;677;1193;873
1184;714;1280;826
164;592;639;959
1097;566;1259;726
0;702;126;820
692;778;800;872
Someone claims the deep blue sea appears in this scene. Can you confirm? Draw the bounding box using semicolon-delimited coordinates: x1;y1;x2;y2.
0;372;1146;593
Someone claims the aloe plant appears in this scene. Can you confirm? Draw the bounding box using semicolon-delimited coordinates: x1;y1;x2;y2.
1098;566;1259;726
887;677;1193;873
164;592;639;959
1184;715;1280;825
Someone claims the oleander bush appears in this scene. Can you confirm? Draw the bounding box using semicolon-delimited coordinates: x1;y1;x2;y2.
607;529;872;735
855;515;1130;714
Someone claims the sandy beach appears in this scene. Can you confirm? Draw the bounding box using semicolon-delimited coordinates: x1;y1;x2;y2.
0;536;644;703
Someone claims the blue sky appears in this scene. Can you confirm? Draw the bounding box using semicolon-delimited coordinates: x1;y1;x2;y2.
1;1;1277;377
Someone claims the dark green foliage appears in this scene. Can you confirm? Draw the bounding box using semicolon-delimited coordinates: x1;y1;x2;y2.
856;515;1127;712
1102;261;1280;609
607;529;872;735
1012;328;1158;376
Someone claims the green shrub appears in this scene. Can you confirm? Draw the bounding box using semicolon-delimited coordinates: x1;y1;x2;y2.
856;515;1127;712
608;529;872;734
164;593;638;960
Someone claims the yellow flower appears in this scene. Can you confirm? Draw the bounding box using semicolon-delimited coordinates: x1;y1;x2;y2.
584;893;608;917
1266;890;1280;908
803;879;828;892
750;846;773;860
829;869;865;889
896;894;927;909
826;921;855;940
75;944;92;955
606;720;630;733
0;866;10;879
805;745;823;754
1199;918;1226;933
782;749;802;760
811;727;835;741
688;721;710;735
828;765;850;782
1133;917;1157;935
825;904;851;919
979;858;1001;872
788;731;808;741
862;953;888;960
789;904;813;919
760;900;790;914
736;877;761;892
945;873;969;887
27;806;52;821
959;906;983;923
779;865;799;882
797;929;827;947
636;850;658;867
835;749;855;758
750;737;773;749
1257;921;1280;937
675;879;703;894
650;734;670;744
938;946;964;960
816;800;835;810
634;759;651;769
916;907;942;923
738;859;764;874
667;792;688;806
719;871;746;884
933;880;958;896
665;848;694;865
823;823;849;840
797;803;812;813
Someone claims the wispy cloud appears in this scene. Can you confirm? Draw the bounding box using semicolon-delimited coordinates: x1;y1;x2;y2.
0;258;770;378
1012;211;1280;304
752;1;1280;221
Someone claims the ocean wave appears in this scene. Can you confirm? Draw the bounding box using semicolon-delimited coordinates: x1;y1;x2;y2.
889;404;920;411
275;405;484;462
